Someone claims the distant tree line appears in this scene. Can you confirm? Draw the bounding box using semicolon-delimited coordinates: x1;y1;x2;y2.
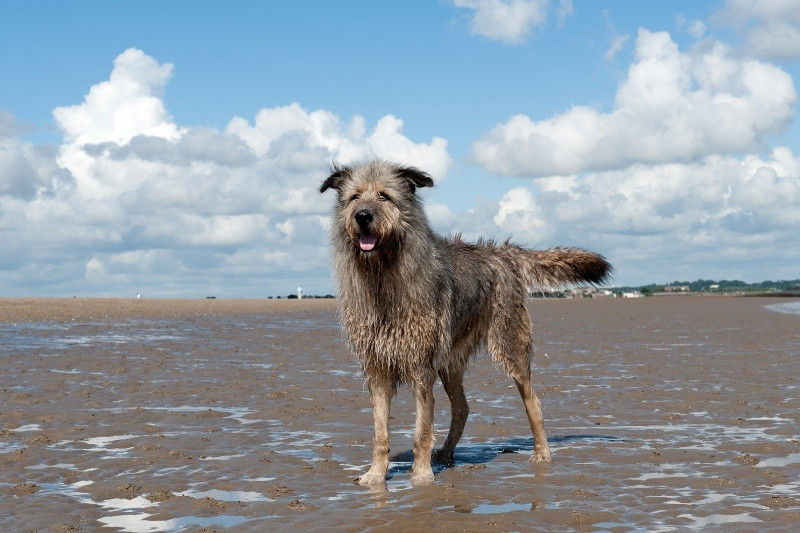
617;279;800;295
252;279;800;299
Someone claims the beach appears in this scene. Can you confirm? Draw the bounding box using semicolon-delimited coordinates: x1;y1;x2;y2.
1;295;799;531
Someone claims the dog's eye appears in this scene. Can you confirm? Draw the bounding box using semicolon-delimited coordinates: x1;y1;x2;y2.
348;193;360;203
378;193;391;202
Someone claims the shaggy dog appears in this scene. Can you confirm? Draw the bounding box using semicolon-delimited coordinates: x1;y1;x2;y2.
320;160;612;485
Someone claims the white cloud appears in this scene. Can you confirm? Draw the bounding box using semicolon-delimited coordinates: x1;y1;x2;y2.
52;48;184;200
555;0;573;25
226;106;452;178
688;20;707;39
366;116;452;178
716;0;800;59
0;112;74;200
471;29;796;177
676;14;707;39
53;48;182;146
453;0;571;45
745;19;800;59
493;187;551;239
84;257;107;282
0;49;453;297
604;34;629;62
423;147;798;285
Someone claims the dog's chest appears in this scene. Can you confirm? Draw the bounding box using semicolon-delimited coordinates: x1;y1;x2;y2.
342;300;443;363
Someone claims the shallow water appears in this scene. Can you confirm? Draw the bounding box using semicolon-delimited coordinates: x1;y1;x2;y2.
1;297;799;531
766;300;800;316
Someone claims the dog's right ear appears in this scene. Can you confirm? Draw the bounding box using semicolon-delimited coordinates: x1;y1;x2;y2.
320;163;350;193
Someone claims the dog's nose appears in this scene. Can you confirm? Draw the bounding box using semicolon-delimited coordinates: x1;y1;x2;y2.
355;210;373;227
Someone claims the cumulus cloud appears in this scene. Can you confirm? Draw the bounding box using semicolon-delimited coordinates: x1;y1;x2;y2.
453;0;572;45
471;29;796;177
0;112;74;200
0;49;452;296
492;187;551;239
226;106;451;178
715;0;800;59
431;147;800;284
53;48;182;146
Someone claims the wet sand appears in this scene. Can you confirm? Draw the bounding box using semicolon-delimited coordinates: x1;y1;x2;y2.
1;296;799;531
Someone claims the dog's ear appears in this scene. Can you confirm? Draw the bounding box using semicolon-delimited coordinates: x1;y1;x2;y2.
320;163;350;193
397;166;434;193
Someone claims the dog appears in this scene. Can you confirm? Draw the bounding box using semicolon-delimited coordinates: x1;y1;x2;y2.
320;160;611;485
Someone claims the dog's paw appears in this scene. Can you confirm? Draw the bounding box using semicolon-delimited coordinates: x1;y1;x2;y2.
410;469;435;485
356;471;387;486
432;449;455;467
529;449;552;463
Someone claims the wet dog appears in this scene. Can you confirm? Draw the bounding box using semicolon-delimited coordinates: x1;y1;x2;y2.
320;160;611;485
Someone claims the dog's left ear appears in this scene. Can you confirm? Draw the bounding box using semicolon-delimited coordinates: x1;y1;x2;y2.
397;166;434;193
320;163;350;193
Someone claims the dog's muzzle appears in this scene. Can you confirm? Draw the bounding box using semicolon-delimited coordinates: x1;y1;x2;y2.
354;209;377;251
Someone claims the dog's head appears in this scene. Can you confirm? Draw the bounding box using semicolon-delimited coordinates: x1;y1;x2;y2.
320;160;434;261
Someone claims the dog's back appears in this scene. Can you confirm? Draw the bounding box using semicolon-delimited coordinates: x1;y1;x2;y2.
442;236;611;369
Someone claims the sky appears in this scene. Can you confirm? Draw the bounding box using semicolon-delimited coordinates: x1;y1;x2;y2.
2;0;800;298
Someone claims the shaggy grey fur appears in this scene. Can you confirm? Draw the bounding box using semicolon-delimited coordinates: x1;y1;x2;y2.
321;160;612;485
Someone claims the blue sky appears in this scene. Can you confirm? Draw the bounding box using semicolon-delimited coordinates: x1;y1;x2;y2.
2;1;800;297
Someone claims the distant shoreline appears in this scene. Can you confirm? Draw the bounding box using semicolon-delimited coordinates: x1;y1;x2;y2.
3;293;800;324
648;290;800;297
745;290;800;297
0;297;337;324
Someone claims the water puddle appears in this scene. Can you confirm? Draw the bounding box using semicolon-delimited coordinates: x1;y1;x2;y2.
472;501;531;514
146;405;261;426
176;487;272;502
754;452;800;468
98;512;253;532
676;512;763;527
12;424;43;432
765;301;800;316
0;319;187;353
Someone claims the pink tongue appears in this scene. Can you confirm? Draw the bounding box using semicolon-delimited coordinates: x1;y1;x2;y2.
359;234;377;251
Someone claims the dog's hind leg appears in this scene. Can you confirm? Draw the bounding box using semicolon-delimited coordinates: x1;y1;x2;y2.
358;377;393;486
410;369;437;484
433;366;469;466
513;374;552;463
489;302;552;463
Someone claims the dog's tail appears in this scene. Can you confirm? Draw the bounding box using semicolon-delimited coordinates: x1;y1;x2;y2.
513;247;613;290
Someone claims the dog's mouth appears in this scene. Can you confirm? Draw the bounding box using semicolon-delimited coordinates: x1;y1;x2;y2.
358;233;377;252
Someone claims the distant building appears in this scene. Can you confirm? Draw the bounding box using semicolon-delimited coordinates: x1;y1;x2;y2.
664;285;690;293
570;287;615;298
571;287;596;297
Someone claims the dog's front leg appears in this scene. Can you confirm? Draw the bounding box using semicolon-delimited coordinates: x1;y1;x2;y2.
358;379;393;486
410;370;437;484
